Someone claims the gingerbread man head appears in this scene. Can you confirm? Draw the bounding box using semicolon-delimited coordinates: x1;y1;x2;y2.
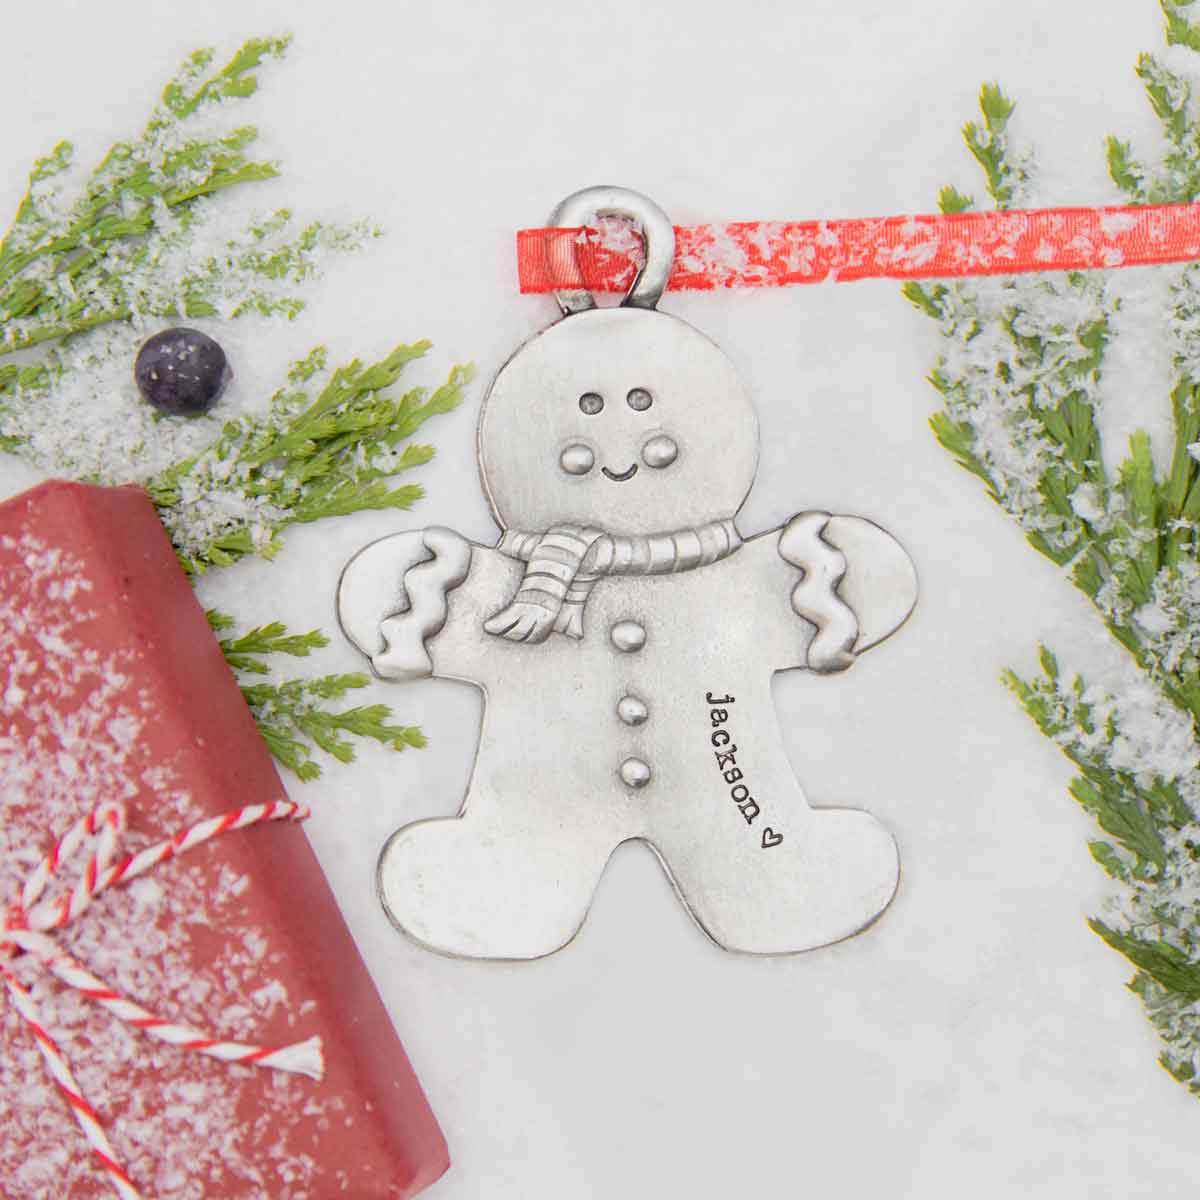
478;306;759;536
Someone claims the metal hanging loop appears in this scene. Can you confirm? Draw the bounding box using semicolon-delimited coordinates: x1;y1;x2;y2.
547;186;676;317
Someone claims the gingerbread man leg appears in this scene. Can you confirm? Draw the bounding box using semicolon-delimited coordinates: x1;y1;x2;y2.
649;805;900;956
377;783;623;960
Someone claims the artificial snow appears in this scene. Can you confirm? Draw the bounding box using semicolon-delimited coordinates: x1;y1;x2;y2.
5;3;1200;1198
0;531;332;1198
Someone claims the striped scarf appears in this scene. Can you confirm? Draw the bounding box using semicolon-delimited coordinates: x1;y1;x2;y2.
484;519;742;643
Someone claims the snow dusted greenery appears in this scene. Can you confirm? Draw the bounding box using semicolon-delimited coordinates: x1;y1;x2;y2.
905;0;1200;1097
0;38;468;778
145;341;469;573
206;612;426;782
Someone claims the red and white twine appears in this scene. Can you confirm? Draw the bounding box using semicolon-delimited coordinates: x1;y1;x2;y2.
1;799;325;1200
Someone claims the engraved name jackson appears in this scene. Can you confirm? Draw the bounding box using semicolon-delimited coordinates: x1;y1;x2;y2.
706;692;783;849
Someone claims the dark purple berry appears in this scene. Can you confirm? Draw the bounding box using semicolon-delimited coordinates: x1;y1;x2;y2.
134;327;232;416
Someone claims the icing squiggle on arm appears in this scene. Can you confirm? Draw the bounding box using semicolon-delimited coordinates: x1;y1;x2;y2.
778;512;858;673
374;528;472;680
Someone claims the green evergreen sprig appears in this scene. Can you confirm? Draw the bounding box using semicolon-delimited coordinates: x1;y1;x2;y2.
1003;648;1187;880
207;607;329;672
1105;4;1200;206
206;609;423;779
241;674;426;782
905;1;1200;1097
146;343;470;573
0;39;468;781
0;37;378;477
0;37;370;372
963;82;1029;208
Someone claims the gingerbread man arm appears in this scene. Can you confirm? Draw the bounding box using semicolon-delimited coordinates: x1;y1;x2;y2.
337;527;478;681
776;510;918;673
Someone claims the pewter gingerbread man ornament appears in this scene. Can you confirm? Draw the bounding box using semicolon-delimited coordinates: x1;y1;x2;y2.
338;187;918;960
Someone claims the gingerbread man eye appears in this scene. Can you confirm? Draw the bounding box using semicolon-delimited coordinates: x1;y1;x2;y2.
626;387;653;412
579;392;604;415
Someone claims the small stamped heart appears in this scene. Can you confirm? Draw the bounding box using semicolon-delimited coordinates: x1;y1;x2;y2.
761;828;783;849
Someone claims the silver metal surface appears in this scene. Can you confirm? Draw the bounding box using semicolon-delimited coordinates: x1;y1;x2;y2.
337;187;919;960
546;185;676;317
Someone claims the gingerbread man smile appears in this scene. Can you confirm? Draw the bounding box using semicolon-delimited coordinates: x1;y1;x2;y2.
601;462;638;481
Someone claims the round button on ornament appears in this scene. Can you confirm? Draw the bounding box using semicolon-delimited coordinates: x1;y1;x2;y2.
619;757;652;788
616;695;648;726
610;620;646;652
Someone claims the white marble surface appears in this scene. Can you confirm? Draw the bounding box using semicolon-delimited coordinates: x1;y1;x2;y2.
2;2;1196;1195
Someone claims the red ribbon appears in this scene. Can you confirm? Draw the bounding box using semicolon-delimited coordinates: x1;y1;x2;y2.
516;203;1200;293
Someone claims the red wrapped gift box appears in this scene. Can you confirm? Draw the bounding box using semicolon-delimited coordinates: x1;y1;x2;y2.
0;481;448;1199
